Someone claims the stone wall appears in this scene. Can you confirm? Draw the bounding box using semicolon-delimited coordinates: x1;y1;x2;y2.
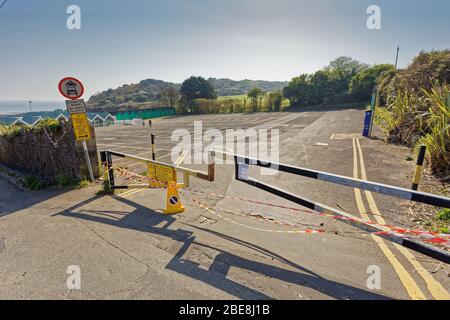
0;120;99;184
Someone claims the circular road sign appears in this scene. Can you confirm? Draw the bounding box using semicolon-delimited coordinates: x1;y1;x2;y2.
169;196;179;205
58;77;84;100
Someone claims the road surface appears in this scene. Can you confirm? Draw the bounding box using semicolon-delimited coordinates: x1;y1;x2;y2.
0;106;449;299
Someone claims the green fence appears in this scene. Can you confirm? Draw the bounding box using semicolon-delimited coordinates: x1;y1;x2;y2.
115;107;176;121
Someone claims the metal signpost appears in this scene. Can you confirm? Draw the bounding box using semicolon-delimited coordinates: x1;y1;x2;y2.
368;91;376;137
58;77;94;182
363;92;377;137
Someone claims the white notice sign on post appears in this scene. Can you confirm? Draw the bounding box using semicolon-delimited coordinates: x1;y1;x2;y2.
65;99;87;114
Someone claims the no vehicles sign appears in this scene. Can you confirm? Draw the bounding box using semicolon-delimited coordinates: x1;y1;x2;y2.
58;77;84;100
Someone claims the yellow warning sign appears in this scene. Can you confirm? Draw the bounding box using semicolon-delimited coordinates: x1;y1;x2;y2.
71;113;91;141
148;162;176;183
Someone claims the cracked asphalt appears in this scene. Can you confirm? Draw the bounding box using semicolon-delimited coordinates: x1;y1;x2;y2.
0;106;449;299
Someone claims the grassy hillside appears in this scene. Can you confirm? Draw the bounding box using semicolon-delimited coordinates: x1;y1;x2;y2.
87;78;288;111
207;78;287;96
87;79;179;111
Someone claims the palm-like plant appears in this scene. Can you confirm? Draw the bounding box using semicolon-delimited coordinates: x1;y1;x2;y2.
418;85;450;176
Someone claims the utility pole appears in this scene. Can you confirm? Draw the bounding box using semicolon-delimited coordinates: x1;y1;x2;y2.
394;46;400;69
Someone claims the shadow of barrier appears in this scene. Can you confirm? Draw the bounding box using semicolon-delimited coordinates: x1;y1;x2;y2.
214;151;450;265
100;150;215;214
51;193;392;299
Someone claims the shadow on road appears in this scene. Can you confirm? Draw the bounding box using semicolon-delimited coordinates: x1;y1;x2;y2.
53;194;392;300
0;177;73;218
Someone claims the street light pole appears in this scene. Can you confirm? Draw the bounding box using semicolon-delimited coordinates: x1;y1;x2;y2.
394;46;400;69
28;100;32;113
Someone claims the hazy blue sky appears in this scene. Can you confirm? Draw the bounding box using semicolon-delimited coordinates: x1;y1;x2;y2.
0;0;449;100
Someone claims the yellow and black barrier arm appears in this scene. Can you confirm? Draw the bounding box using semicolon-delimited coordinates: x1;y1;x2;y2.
100;150;215;190
214;150;450;264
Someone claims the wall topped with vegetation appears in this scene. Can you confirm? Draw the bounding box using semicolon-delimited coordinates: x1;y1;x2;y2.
0;119;99;186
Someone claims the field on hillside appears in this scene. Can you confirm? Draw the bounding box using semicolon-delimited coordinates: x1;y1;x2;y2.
217;93;290;111
217;94;246;100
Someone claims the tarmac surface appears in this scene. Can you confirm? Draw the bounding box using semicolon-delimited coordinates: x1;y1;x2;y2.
0;107;449;299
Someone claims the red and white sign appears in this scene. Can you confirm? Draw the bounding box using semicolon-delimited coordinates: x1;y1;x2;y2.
58;77;84;100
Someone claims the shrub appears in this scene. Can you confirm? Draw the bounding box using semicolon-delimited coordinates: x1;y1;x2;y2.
96;180;113;195
264;91;283;112
437;208;450;222
417;85;449;176
22;175;45;190
378;50;450;108
220;98;248;113
349;64;394;101
77;179;90;189
34;118;60;133
55;174;79;187
440;226;449;234
374;106;396;133
0;118;62;138
375;80;449;176
0;124;25;137
194;99;219;114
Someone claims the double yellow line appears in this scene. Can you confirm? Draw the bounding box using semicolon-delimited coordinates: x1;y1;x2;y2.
118;188;145;198
352;138;449;300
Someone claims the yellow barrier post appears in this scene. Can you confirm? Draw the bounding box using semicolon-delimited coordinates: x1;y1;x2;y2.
151;133;156;161
412;145;426;191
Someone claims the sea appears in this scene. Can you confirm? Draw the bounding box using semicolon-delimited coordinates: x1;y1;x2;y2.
0;100;67;115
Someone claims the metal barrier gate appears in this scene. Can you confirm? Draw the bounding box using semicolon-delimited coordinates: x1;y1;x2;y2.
99;148;450;263
215;151;450;264
100;150;215;213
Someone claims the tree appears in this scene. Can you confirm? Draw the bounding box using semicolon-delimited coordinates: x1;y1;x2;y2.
266;91;283;111
247;87;265;112
180;76;217;101
309;70;334;104
326;56;367;73
325;56;368;94
349;64;395;101
283;56;372;107
177;96;190;114
180;76;217;113
273;91;283;111
160;86;179;108
282;74;311;106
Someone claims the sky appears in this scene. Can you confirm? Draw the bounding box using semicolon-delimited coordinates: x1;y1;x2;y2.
0;0;449;100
